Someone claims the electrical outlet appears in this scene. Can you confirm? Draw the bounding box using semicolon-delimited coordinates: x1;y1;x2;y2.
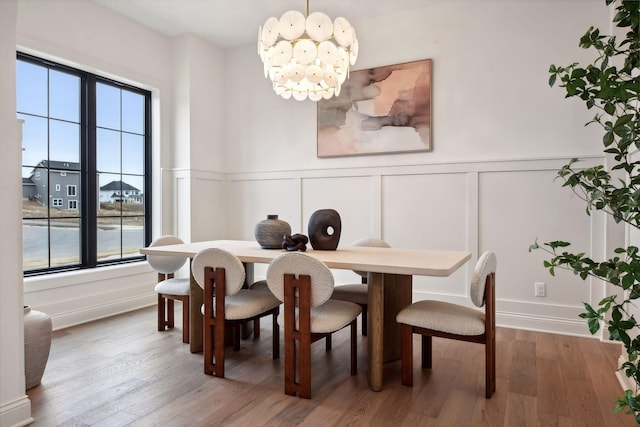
535;282;546;297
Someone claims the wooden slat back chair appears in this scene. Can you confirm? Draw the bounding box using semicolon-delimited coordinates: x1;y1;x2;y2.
396;251;497;398
192;248;280;378
147;235;190;343
266;252;362;399
330;237;391;336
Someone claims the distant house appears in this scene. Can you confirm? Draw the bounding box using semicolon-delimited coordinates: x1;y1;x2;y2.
22;160;81;210
99;180;143;204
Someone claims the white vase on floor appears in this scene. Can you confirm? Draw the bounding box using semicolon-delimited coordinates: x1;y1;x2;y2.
24;305;52;390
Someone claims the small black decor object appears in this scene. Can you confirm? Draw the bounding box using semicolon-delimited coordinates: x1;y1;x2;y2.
308;209;341;250
282;234;308;252
255;215;291;249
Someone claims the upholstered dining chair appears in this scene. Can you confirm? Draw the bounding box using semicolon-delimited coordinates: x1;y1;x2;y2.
330;237;391;336
192;248;280;378
266;252;361;399
147;235;190;343
396;251;497;398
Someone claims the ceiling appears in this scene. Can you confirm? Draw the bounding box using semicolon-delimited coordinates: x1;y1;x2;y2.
92;0;431;49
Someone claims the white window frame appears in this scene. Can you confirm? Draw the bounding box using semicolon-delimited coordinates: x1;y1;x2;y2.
52;198;63;207
67;185;77;197
68;200;78;210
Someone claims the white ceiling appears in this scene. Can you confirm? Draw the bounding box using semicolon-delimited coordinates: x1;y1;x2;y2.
92;0;431;49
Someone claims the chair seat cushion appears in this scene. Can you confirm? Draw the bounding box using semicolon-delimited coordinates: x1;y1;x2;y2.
250;280;271;294
277;300;362;334
396;300;485;336
154;278;190;296
200;289;280;320
331;284;368;305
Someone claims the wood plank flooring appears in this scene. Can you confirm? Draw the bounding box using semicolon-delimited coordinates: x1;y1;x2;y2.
27;306;636;426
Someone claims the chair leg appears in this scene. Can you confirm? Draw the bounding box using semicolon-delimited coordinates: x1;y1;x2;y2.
167;299;175;329
361;307;368;336
204;321;214;375
254;318;261;339
157;294;165;331
284;331;297;396
400;324;413;386
299;333;312;399
486;335;496;398
422;335;432;369
232;325;241;351
213;318;226;378
325;334;332;351
182;296;190;344
272;310;280;360
350;320;357;375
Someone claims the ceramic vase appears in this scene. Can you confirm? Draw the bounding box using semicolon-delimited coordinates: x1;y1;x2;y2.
308;209;342;250
24;305;52;390
254;215;291;249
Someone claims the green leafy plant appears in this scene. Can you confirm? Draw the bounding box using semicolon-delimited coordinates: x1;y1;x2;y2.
529;0;640;421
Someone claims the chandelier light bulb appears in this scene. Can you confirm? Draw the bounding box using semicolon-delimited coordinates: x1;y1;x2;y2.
257;5;358;101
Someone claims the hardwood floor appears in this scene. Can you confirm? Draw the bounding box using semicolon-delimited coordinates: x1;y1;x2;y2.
27;306;635;426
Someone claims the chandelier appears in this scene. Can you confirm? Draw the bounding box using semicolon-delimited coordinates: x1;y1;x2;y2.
257;1;358;101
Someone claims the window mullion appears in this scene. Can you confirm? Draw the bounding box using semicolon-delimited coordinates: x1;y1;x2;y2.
85;75;97;268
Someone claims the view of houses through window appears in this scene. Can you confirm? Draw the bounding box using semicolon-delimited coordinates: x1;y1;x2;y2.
18;53;151;274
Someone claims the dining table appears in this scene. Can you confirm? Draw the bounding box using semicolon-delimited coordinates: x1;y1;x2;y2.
140;239;471;391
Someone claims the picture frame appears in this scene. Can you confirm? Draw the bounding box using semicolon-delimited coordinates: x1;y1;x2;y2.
317;59;432;158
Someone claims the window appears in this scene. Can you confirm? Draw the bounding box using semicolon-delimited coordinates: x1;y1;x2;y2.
18;53;152;275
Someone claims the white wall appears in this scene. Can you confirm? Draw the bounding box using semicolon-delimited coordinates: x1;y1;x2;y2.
225;0;607;172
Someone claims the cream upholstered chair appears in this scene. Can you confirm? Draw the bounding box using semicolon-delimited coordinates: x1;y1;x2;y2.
266;252;361;399
147;235;190;343
192;248;280;378
330;237;391;336
396;251;497;398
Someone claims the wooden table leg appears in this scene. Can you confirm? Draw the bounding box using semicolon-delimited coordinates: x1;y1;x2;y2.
367;272;412;391
382;274;412;362
241;262;255;339
189;258;203;353
367;272;383;391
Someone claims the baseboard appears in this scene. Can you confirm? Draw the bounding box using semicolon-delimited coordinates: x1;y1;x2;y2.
497;310;592;337
616;354;638;393
0;395;33;427
51;294;156;331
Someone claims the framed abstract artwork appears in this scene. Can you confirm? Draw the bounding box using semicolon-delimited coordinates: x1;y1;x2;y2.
317;59;432;158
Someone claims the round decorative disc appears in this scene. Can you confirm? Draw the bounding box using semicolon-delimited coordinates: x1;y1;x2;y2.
305;65;324;84
278;10;305;40
286;64;306;83
317;41;338;66
306;12;333;42
292;90;308;101
333;17;354;47
308;91;323;101
271;40;292;66
262;17;279;47
293;39;318;65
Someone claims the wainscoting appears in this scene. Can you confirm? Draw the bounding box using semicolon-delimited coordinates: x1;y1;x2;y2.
27;155;612;338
